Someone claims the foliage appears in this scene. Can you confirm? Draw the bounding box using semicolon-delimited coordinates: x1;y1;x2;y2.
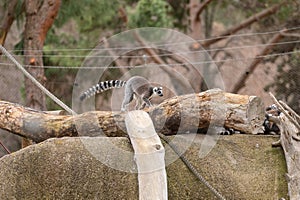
44;0;122;67
41;0;125;109
55;0;119;31
167;0;189;31
127;0;174;28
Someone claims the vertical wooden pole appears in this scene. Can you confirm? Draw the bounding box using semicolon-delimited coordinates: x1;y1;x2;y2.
125;110;167;200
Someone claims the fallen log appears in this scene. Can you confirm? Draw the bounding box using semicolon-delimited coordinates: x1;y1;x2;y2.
270;93;300;200
0;89;265;143
278;114;300;200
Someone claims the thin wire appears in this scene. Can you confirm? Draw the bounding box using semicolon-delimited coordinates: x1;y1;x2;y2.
7;26;300;53
0;45;76;115
0;50;299;69
0;140;11;154
6;40;300;59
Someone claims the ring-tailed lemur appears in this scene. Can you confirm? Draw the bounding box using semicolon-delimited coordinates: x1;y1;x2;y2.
80;76;163;111
263;104;281;134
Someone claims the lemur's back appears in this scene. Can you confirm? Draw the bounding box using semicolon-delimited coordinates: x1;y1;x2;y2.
126;76;152;96
79;76;163;111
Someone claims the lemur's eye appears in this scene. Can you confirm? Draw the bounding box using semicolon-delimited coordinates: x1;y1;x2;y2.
157;89;163;96
153;88;158;92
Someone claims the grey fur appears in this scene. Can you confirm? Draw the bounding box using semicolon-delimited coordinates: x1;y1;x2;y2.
79;76;163;111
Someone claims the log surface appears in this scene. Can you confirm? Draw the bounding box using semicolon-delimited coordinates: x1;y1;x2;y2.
0;89;265;142
125;111;167;200
269;93;300;200
278;114;300;200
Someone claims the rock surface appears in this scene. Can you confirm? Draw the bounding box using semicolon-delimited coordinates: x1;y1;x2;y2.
0;135;288;200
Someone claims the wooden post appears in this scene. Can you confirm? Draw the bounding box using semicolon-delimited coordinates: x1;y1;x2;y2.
125;110;167;200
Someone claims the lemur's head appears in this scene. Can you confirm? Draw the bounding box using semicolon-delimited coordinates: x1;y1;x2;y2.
153;87;163;97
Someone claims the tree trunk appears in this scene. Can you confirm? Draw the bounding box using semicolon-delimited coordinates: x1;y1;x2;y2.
188;0;213;41
23;0;61;147
189;0;202;40
0;89;265;143
23;0;61;110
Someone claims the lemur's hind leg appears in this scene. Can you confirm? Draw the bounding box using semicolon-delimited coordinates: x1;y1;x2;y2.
139;102;146;110
121;92;134;111
138;97;152;110
134;95;143;110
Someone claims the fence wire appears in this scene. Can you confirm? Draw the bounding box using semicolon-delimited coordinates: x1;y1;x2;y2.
0;28;299;157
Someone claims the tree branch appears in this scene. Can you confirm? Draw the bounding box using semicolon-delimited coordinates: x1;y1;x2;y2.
280;32;300;38
194;0;214;21
230;30;286;93
102;37;130;79
201;2;285;48
133;30;191;93
38;0;61;44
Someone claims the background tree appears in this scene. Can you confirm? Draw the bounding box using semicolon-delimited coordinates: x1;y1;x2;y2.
23;0;61;111
1;0;299;110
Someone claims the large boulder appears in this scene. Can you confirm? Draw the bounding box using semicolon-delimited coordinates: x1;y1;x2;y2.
0;135;288;199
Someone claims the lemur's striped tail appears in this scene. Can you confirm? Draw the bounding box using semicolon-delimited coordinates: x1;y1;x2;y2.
80;80;126;101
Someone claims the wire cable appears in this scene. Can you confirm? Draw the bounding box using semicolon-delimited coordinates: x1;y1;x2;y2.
0;50;299;69
0;140;11;154
5;39;299;59
6;26;300;53
0;45;76;115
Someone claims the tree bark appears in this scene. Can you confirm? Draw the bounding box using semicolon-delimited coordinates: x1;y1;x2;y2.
0;89;265;143
278;114;300;200
0;0;22;46
188;0;202;40
24;0;61;110
270;93;300;200
23;0;61;147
